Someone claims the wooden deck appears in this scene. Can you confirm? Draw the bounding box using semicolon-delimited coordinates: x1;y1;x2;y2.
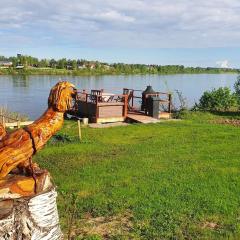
75;88;172;124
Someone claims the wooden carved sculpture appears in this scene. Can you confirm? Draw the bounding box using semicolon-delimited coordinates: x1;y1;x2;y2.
0;81;77;197
0;123;6;141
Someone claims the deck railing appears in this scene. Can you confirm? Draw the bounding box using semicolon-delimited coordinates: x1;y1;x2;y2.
123;88;172;113
77;91;127;105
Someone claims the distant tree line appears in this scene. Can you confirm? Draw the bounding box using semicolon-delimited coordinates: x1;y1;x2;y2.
0;55;239;75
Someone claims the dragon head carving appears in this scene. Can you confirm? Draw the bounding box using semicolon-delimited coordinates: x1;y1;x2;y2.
48;81;77;112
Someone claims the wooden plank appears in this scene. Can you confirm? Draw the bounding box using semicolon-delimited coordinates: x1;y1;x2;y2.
5;121;33;128
127;113;160;124
96;117;125;124
97;102;124;106
98;106;123;118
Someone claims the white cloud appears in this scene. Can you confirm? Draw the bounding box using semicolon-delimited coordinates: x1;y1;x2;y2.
0;0;240;48
96;10;135;23
216;60;231;68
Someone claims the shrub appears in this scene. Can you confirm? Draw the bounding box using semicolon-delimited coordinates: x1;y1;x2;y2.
234;75;240;106
197;87;237;111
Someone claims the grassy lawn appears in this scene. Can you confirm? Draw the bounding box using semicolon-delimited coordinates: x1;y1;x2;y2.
34;112;240;239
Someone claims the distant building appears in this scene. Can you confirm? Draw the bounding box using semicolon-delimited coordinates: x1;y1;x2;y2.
0;61;13;68
78;64;87;69
89;64;95;69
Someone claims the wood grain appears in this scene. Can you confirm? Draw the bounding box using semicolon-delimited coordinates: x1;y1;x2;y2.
0;124;6;141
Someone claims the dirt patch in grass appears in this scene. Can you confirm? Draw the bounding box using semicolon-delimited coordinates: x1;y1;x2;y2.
213;119;240;127
70;211;133;239
200;221;220;230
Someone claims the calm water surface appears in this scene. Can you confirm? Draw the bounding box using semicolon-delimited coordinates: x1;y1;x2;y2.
0;74;238;120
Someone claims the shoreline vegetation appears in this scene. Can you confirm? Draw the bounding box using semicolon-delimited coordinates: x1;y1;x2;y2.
0;55;239;76
1;67;240;76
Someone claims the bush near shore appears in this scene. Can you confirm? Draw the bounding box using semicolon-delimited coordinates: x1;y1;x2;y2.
193;76;240;112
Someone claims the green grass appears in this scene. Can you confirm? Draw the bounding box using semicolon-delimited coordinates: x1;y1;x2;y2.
34;112;240;239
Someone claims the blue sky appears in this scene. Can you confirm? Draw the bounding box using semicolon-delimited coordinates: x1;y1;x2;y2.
0;0;240;67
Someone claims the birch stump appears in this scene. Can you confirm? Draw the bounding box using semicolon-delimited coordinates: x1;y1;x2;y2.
0;173;62;240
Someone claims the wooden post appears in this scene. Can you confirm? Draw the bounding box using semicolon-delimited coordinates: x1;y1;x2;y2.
96;96;99;122
132;90;134;108
77;120;82;141
168;94;172;113
17;120;20;129
124;95;128;118
2;116;5;128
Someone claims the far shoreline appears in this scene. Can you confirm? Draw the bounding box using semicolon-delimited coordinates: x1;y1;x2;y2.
0;68;239;77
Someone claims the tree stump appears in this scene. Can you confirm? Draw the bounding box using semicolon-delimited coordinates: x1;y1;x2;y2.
0;173;62;240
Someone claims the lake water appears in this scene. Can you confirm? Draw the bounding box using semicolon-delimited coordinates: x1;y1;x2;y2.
0;74;238;120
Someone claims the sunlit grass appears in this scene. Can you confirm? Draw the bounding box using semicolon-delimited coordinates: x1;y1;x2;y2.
34;113;240;239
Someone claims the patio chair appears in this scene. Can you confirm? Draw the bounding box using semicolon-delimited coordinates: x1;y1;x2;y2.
90;89;103;102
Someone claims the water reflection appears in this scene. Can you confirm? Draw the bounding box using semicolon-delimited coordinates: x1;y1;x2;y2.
12;75;30;88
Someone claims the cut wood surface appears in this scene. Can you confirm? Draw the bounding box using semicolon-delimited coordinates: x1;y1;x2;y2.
0;172;52;199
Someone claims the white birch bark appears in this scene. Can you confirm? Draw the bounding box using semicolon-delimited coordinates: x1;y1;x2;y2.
0;189;62;240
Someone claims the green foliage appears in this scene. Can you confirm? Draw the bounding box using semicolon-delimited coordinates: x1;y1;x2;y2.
197;87;237;111
35;119;240;239
234;75;240;106
175;109;216;122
